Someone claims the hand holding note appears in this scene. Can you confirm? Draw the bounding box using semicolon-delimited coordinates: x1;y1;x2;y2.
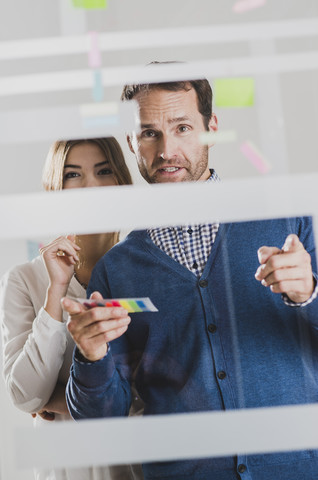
62;292;131;362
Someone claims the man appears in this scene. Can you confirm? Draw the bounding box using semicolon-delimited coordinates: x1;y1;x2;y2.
63;72;318;480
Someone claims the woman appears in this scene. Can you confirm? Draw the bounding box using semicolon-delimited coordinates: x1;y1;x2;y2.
0;138;143;480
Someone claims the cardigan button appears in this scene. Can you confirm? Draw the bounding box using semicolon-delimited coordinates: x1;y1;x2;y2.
208;324;217;333
199;279;208;288
238;464;247;474
217;371;226;380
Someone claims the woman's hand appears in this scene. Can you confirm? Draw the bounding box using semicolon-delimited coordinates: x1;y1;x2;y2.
31;383;69;421
40;235;81;321
40;235;80;288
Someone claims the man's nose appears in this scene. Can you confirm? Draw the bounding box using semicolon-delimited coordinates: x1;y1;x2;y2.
159;135;179;160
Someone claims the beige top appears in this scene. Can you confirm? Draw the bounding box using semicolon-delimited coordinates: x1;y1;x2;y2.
0;255;143;480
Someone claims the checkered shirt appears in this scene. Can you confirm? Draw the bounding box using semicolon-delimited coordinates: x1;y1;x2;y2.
148;170;219;278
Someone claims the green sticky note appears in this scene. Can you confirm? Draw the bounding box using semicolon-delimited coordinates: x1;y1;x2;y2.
127;300;143;312
214;77;255;107
72;0;107;9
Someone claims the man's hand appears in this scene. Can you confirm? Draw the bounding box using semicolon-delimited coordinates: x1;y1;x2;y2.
255;234;315;303
61;291;131;362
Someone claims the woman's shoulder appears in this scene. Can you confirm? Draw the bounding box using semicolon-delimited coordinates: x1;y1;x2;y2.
1;255;47;289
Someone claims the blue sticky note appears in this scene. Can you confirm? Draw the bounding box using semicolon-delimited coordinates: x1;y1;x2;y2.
92;70;104;102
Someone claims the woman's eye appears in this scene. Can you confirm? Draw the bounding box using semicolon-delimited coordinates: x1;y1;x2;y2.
64;171;79;180
98;168;113;175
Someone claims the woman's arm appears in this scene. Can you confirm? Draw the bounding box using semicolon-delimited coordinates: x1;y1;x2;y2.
0;237;80;413
32;382;69;421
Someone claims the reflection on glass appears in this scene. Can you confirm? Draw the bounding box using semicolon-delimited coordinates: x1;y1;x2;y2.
0;138;144;480
63;71;318;480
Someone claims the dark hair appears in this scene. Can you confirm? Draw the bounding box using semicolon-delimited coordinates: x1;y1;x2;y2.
121;61;213;130
42;137;132;191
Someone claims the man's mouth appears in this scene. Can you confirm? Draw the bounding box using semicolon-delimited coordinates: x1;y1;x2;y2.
159;167;181;173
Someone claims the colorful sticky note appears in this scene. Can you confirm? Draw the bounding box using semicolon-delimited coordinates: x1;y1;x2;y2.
92;70;104;102
232;0;266;13
240;141;271;174
88;32;102;69
127;300;143;312
135;300;147;310
214;78;255;108
76;297;158;312
72;0;107;9
118;300;135;312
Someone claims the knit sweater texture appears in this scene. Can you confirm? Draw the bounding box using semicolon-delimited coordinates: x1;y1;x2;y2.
68;217;318;480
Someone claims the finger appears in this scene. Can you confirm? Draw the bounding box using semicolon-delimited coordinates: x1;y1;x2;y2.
100;324;130;343
66;234;77;244
282;234;303;253
61;297;86;315
255;250;311;281
268;279;311;295
42;237;80;254
257;246;281;265
81;316;131;338
90;291;104;301
79;325;130;355
67;306;129;333
260;267;307;287
41;244;79;264
54;241;80;260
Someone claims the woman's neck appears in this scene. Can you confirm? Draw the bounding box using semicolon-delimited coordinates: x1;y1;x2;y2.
74;232;119;289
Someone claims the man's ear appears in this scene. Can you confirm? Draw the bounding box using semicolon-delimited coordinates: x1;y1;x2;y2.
127;134;135;154
207;113;218;147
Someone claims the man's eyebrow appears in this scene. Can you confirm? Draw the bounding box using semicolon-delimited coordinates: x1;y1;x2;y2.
168;116;190;124
140;117;190;129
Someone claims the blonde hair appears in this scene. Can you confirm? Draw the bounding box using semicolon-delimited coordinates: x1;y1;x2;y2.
42;138;132;191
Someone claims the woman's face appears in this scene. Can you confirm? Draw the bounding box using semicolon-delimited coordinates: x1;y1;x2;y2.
63;143;118;189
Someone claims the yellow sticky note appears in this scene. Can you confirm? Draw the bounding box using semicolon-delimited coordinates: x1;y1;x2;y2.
118;300;135;313
72;0;107;9
214;77;255;107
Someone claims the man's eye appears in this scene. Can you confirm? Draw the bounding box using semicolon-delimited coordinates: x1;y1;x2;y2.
64;172;79;180
142;130;157;138
98;168;113;175
179;125;189;133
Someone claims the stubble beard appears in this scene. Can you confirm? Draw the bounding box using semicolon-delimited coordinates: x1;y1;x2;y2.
138;151;209;184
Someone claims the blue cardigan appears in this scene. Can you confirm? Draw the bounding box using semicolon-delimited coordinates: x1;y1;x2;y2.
67;217;318;480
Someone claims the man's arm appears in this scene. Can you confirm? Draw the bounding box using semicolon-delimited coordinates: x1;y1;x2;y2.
62;292;132;419
255;233;315;303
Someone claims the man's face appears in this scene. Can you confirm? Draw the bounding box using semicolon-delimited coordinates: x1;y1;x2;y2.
128;87;218;184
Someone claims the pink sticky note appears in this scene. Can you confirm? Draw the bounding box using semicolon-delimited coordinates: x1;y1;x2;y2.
88;31;102;69
233;0;266;13
240;141;271;174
